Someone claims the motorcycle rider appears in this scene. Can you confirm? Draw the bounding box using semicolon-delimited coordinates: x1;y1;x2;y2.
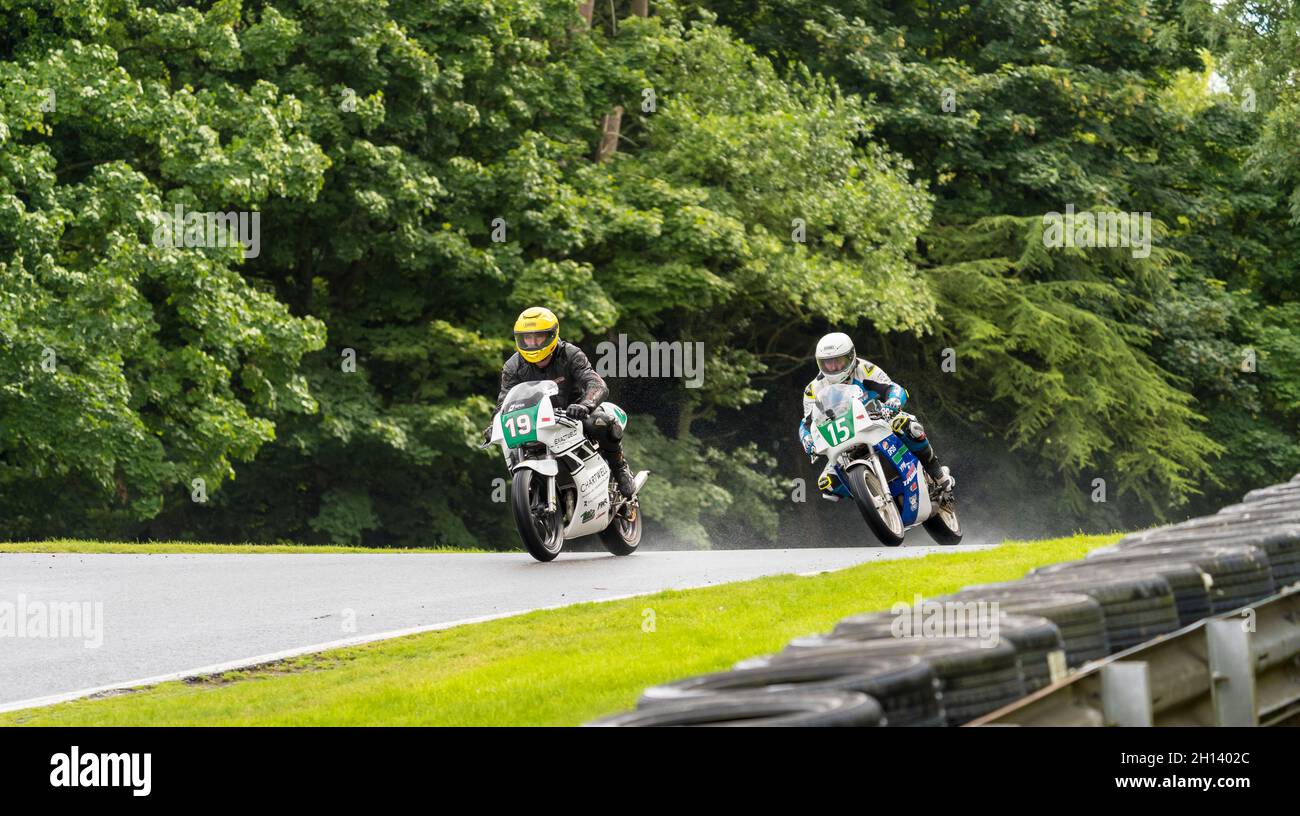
799;332;955;501
485;306;638;498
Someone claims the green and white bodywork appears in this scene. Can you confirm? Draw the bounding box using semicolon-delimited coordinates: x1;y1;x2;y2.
490;380;646;560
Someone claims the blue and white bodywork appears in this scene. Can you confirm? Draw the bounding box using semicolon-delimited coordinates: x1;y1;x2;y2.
809;383;957;545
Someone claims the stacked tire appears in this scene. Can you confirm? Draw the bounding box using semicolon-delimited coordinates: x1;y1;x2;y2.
587;473;1300;726
824;611;1065;693
587;691;885;727
1086;543;1277;613
965;573;1181;653
1118;526;1300;590
1029;557;1214;625
770;636;1026;726
636;654;944;727
940;589;1109;667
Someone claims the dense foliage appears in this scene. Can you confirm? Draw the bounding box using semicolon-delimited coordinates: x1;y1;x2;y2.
1;1;1294;546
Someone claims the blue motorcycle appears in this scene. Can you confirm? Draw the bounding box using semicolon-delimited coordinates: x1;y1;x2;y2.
808;384;962;546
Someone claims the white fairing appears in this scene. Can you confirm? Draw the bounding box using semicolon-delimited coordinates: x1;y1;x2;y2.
491;380;625;541
562;454;612;538
544;422;583;454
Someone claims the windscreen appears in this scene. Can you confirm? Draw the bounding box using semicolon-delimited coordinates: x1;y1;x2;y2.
500;380;559;414
812;383;857;421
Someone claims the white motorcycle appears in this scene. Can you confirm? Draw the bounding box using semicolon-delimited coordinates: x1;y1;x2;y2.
486;381;649;562
808;383;961;547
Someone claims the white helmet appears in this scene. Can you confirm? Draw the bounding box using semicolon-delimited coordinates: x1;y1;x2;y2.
815;332;857;385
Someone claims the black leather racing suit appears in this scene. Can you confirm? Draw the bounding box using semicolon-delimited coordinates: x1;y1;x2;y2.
495;341;608;413
495;341;633;492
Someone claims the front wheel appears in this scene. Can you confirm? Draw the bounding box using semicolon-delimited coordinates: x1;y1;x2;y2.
845;463;905;546
511;469;564;562
599;498;642;556
923;491;962;545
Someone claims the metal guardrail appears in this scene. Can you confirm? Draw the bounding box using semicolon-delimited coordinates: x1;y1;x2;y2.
969;584;1300;726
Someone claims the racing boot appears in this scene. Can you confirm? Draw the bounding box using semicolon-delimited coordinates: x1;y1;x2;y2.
924;458;955;493
604;448;638;498
817;468;843;502
905;430;953;493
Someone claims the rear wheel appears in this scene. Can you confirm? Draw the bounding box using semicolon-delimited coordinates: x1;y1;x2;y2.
845;463;905;547
600;495;642;556
511;469;564;562
923;490;962;545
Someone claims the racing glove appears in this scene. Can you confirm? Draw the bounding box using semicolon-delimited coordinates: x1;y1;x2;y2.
882;397;903;417
799;416;816;456
565;401;592;421
480;424;494;445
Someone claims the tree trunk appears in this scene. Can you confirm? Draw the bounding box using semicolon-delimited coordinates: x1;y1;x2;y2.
631;0;648;17
676;400;693;440
596;105;624;162
577;2;594;26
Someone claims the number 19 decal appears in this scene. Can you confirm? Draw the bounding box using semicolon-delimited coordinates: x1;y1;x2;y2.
505;414;532;437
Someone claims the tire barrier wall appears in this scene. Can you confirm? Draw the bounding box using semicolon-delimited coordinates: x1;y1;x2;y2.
587;474;1300;727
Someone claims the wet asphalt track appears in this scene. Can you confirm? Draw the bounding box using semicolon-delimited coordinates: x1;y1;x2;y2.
0;544;989;709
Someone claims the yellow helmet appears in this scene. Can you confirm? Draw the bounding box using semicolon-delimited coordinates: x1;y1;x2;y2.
513;306;560;363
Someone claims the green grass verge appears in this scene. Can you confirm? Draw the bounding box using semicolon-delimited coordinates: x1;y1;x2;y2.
2;533;1119;727
0;540;489;554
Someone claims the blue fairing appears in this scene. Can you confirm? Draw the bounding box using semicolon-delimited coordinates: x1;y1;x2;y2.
842;433;921;525
829;463;854;499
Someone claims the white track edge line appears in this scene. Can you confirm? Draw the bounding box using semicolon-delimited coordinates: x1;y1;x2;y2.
0;591;651;715
0;545;991;715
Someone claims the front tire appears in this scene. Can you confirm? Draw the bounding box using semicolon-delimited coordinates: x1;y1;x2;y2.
845;463;905;547
511;469;564;562
599;497;642;556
